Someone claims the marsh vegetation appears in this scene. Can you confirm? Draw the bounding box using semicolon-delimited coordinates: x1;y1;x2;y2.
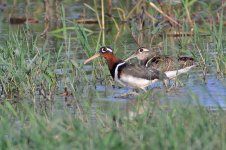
0;0;225;149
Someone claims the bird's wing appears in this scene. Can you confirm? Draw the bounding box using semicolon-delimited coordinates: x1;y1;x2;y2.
119;64;167;80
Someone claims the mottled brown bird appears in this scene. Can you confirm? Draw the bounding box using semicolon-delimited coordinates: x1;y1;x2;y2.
125;47;196;79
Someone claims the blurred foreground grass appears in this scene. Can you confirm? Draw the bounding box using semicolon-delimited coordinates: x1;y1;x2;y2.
0;100;226;149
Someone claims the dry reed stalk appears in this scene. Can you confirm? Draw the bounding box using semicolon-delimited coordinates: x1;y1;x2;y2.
149;2;181;27
101;0;105;29
126;0;144;20
184;4;194;30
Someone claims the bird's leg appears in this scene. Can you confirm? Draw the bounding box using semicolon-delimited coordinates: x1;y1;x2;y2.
114;91;139;98
163;78;170;88
139;87;147;92
172;78;184;87
167;78;185;91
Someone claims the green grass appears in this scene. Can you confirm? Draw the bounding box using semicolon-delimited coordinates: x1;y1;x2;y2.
0;29;58;100
0;99;226;149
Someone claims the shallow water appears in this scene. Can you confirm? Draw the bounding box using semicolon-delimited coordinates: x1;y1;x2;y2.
85;65;226;108
165;74;226;107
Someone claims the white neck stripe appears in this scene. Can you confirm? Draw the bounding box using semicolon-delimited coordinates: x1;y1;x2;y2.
115;62;126;78
114;62;126;86
145;58;154;67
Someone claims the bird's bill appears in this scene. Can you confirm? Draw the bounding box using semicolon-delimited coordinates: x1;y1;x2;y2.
84;53;101;64
124;54;137;62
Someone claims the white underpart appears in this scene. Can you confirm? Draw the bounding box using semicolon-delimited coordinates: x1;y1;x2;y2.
114;62;158;89
164;65;196;79
120;74;158;89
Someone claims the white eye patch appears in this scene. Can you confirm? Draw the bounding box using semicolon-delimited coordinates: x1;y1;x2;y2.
100;46;113;53
138;48;149;53
106;47;112;52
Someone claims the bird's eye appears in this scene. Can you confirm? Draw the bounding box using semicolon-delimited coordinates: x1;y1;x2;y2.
139;48;143;53
101;48;106;53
